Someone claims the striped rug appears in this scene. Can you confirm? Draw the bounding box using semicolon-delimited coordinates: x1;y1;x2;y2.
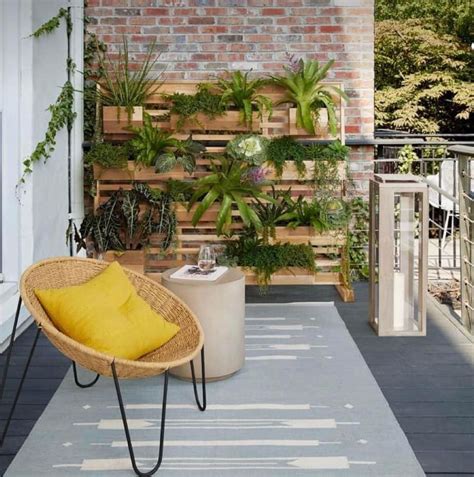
6;303;424;476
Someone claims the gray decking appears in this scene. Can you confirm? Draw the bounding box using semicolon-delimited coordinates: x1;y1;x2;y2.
1;282;473;476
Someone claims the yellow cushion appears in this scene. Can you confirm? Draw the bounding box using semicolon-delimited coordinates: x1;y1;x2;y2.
34;261;180;360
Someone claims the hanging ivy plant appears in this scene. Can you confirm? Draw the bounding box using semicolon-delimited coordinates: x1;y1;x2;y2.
20;7;76;183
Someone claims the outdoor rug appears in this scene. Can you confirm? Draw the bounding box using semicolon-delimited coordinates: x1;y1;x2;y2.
6;303;424;476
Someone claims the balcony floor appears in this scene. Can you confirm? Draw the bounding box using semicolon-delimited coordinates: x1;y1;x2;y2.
1;282;473;476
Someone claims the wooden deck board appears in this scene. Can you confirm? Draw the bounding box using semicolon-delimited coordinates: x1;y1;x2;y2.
0;282;472;476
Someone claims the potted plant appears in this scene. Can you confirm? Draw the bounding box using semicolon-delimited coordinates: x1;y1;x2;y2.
93;37;163;135
213;70;272;129
187;156;272;236
74;184;176;274
270;58;348;136
225;134;269;165
129;114;205;178
85;141;134;180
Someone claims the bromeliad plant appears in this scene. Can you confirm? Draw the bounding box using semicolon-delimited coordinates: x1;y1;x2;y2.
270;58;348;135
251;186;295;243
188;157;272;236
130;114;205;173
213;70;273;127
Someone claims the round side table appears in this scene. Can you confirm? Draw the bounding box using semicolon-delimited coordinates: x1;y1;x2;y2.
162;267;245;381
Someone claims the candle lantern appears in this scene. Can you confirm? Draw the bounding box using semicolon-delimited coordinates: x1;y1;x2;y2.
369;174;428;336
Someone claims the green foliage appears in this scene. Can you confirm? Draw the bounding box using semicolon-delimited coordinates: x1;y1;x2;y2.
31;7;71;38
93;37;162;115
375;0;474;44
375;71;474;133
251;187;295;243
188;157;271;235
223;234;316;291
83;32;107;141
270;59;348;135
75;183;176;254
84;142;130;169
130;115;176;167
375;18;473;133
165;86;225;130
130;115;203;173
397;144;418;174
21;8;76;182
265;136;306;178
213;70;272;127
226;134;269;166
283;196;330;233
156;136;205;174
347;198;369;280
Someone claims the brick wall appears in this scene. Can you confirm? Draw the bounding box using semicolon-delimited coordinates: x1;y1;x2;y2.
85;0;375;192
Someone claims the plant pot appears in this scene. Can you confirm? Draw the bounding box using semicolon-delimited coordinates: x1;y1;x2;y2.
288;107;329;137
103;250;145;275
169;111;260;133
103;106;143;135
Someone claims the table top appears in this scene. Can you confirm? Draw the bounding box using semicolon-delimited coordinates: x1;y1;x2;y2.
162;267;244;286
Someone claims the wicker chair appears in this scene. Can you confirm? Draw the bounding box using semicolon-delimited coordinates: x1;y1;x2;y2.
0;257;207;477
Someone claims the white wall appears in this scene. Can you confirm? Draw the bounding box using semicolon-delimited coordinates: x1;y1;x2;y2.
0;0;83;348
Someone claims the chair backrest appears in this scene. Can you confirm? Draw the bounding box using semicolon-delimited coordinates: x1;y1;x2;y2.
20;257;110;331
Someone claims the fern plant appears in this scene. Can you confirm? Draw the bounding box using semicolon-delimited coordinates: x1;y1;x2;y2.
213;71;273;127
270;58;348;135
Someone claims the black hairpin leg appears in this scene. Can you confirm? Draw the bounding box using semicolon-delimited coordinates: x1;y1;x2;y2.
0;297;40;446
190;347;206;411
111;361;169;477
72;361;100;389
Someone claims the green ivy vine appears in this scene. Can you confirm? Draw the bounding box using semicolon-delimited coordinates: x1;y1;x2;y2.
20;8;76;183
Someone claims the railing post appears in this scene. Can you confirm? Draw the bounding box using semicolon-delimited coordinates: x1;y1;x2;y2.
455;147;474;334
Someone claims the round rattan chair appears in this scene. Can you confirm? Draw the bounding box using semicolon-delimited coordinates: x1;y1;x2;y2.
0;257;207;477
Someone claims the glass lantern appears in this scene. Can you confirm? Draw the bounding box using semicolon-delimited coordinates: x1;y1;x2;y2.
369;174;428;336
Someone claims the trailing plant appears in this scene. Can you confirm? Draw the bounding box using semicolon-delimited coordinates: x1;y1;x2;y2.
84;142;131;169
21;8;76;182
223;233;316;291
265;136;306;178
347;197;369;280
306;140;349;196
213;70;272;127
251;186;295;243
188;157;272;235
226;134;269;166
165;86;225;130
92;36;163;120
75;183;176;255
270;58;348;135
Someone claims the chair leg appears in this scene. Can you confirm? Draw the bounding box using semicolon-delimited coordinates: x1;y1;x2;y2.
72;361;100;389
190;347;206;411
0;297;41;445
111;361;169;477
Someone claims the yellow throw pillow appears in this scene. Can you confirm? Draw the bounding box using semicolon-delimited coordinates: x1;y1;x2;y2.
34;261;180;360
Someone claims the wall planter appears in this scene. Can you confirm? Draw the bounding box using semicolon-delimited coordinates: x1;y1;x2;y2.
103;250;145;275
169;111;260;134
102;106;143;135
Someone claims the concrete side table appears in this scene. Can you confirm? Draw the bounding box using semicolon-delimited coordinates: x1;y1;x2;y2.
162;267;245;381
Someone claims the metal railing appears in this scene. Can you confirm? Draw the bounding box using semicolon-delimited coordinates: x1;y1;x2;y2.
452;145;474;334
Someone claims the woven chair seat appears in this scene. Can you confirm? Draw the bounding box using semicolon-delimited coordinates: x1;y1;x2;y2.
20;257;204;379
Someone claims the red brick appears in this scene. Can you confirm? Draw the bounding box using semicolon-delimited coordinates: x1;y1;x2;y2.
128;17;156;25
262;8;285;15
189;17;215;25
191;53;216;61
143;8;169;15
320;25;343;33
200;25;227;33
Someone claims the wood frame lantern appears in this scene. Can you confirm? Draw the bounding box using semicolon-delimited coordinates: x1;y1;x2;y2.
369;174;428;336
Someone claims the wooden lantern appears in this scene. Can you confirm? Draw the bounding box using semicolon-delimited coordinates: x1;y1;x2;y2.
369;174;428;336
